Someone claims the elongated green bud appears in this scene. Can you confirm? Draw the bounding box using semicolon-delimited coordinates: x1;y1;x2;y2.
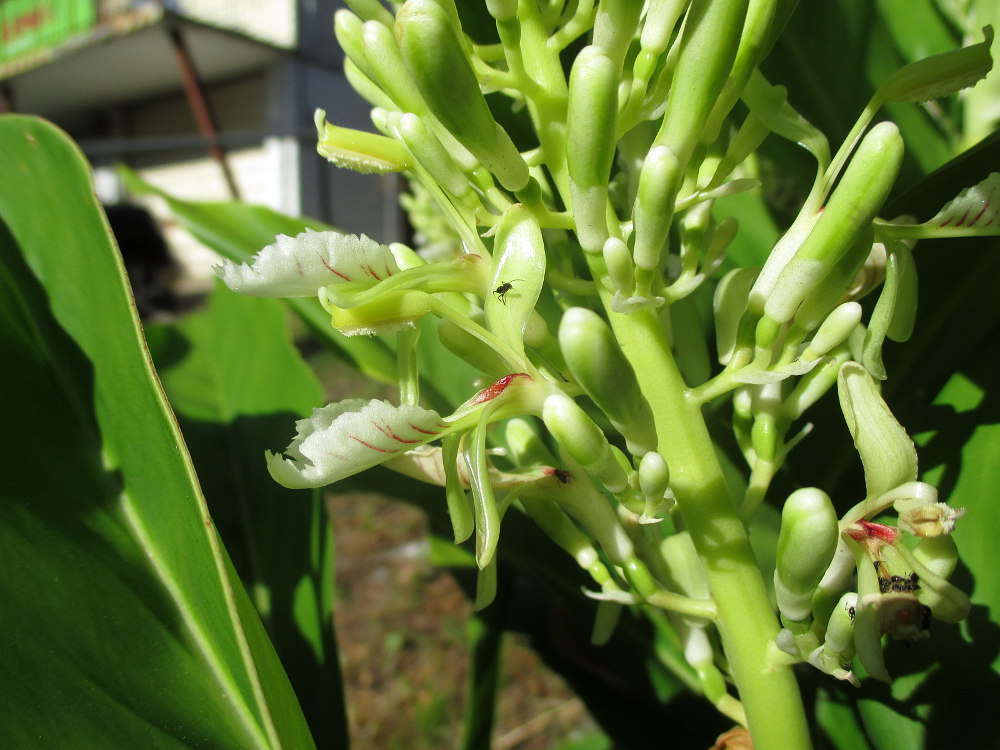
559;307;657;454
592;0;644;69
638;451;670;500
861;241;918;378
362;20;427;114
801;302;863;360
878;27;993;104
779;351;846;424
398;113;470;197
567;46;619;252
396;0;528;190
791;227;873;335
774;487;839;622
335;10;374;79
345;0;395;26
824;592;859;657
765;122;904;325
637;451;673;519
485;0;517;21
542;393;627;492
603;237;635;297
632;145;681;274
654;0;749;170
713;267;757;365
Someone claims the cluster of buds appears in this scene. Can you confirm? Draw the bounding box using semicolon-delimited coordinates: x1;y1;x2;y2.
772;363;969;685
214;0;998;725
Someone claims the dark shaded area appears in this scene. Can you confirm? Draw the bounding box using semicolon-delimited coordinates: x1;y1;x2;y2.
105;203;182;319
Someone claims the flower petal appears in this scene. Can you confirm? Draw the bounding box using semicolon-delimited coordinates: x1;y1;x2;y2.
266;398;446;488
216;229;399;297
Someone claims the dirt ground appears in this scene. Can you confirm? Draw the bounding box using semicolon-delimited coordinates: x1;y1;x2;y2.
329;493;600;750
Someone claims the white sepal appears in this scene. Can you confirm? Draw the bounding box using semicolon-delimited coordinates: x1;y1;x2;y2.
266;398;446;488
216;229;399;298
923;172;1000;234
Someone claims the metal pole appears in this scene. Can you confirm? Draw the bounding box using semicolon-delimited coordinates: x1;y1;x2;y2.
166;24;241;200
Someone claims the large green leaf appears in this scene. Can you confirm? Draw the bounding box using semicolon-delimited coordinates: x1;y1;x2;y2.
0;114;313;748
145;283;346;748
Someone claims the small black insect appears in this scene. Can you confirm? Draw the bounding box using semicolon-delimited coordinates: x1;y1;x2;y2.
493;278;524;305
847;604;856;621
553;468;571;484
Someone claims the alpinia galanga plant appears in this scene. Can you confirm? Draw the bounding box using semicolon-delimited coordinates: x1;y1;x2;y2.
214;2;997;748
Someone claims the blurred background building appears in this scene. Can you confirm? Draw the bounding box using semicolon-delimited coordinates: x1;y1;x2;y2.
1;0;404;294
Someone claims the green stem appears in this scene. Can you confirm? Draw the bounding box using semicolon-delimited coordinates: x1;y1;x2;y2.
596;280;811;749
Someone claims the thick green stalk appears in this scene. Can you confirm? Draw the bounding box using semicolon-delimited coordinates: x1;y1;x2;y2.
592;269;811;749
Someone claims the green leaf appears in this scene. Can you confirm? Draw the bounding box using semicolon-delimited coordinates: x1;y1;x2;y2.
119;165;397;386
145;283;347;747
0;114;313;747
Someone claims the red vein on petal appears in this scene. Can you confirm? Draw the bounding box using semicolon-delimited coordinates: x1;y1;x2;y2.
409;423;442;435
317;252;351;281
350;435;394;452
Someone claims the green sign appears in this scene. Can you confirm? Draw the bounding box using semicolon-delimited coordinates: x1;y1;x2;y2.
1;0;96;66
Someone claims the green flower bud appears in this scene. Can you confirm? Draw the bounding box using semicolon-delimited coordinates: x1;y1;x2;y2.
653;0;749;170
632;145;681;273
396;0;528;191
878;27;994;104
345;0;396;26
567;46;619;252
791;227;874;335
334;10;375;79
542;393;607;466
801;302;863;360
838;362;917;500
398;113;471;197
774;487;839;622
484;0;517;22
638;450;670;500
765;122;904;325
362;19;427;114
592;0;644;69
603;236;635;298
542;393;626;492
558;307;657;454
713;267;757;365
779;351;846;425
861;240;918;378
638;0;686;58
824;592;859;657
